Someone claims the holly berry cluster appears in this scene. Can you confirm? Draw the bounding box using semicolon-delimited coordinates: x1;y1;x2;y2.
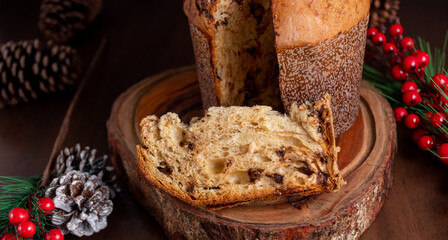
367;23;448;163
1;197;63;240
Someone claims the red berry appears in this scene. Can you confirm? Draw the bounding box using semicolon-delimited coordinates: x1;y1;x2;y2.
1;233;19;240
411;49;422;56
39;197;55;215
430;112;446;128
424;112;434;120
439;92;448;104
393;107;408;122
367;27;378;39
401;56;419;72
8;208;29;226
391;65;407;80
418;136;434;150
430;74;448;91
404;114;420;129
17;221;36;238
390;56;401;66
372;32;386;45
437;143;448;164
415;51;430;68
412;129;429;143
382;42;398;55
401;81;418;93
389;23;404;37
402;90;421;106
400;37;415;51
45;229;64;240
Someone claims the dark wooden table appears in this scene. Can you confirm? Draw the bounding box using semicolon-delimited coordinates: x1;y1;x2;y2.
1;1;447;239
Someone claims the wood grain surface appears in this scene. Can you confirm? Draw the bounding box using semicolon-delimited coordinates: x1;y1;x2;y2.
0;0;448;239
107;66;395;239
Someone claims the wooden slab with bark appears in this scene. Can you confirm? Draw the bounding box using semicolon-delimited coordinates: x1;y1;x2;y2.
107;66;396;240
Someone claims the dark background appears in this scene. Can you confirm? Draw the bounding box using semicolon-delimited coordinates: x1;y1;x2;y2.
1;0;448;239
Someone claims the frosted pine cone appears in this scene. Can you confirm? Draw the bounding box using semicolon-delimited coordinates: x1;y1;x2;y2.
45;170;113;237
55;143;120;198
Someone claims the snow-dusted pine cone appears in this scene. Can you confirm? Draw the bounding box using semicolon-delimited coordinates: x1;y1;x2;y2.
0;39;78;108
370;0;400;29
45;170;113;237
39;0;103;43
55;143;120;198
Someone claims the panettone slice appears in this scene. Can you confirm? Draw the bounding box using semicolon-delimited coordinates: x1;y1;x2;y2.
137;94;344;208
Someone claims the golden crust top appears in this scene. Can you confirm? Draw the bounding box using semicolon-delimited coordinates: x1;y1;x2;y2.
272;0;370;49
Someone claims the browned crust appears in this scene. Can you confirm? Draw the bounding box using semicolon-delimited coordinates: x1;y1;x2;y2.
136;95;342;208
137;146;337;209
183;0;219;34
271;0;370;49
277;15;369;137
316;94;343;190
188;23;221;109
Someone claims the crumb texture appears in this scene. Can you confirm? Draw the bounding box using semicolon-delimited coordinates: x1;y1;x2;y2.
185;0;281;109
137;95;344;207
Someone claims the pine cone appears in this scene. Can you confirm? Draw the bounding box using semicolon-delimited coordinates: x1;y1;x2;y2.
370;0;400;29
0;39;78;109
39;0;103;43
45;170;113;237
55;144;120;198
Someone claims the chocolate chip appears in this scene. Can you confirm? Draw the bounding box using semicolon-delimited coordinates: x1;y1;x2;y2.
298;167;314;176
245;73;257;92
195;0;214;21
320;156;328;165
276;149;285;158
273;173;283;183
226;160;232;167
222;159;232;173
317;172;329;186
187;184;194;193
188;142;194;150
295;161;314;176
157;162;172;175
246;47;258;57
214;18;228;29
317;126;323;133
248;168;263;182
249;3;265;24
204;186;221;190
203;9;214;20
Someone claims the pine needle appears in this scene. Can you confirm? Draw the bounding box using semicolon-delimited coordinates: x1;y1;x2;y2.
0;176;53;239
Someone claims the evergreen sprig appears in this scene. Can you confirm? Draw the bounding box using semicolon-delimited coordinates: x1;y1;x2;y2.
0;176;53;239
363;31;448;159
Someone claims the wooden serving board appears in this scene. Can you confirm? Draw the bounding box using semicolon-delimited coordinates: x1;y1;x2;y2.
107;66;396;240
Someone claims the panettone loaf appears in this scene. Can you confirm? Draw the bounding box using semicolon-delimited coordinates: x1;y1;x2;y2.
184;0;370;136
273;1;370;136
185;0;281;109
137;94;344;208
